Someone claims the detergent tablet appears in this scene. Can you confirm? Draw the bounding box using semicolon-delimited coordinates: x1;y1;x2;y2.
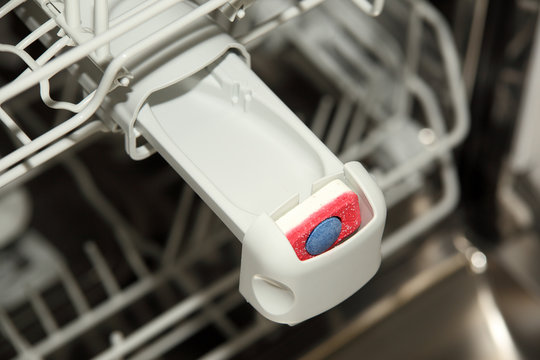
276;179;361;260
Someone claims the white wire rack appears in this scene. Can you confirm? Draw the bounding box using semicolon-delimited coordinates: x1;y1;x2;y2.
0;0;386;193
0;0;468;359
247;0;469;257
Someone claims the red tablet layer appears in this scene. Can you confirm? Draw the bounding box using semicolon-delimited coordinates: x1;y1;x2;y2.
285;191;361;260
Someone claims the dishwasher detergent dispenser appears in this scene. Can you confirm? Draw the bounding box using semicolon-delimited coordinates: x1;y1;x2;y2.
89;0;386;324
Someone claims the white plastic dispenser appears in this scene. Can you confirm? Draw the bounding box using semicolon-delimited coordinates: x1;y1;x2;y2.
102;0;386;324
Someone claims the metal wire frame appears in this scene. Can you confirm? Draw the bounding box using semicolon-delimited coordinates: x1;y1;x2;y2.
263;0;469;257
362;1;469;258
0;0;233;193
80;32;467;359
307;81;461;260
0;0;467;359
0;172;252;359
238;0;385;45
0;0;386;194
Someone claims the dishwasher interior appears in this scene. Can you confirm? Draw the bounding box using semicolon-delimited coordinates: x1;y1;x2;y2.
1;0;540;359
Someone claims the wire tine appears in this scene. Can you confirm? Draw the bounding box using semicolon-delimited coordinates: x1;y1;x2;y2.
402;5;423;116
53;72;83;125
6;36;88;115
92;270;239;360
185;205;214;253
26;285;58;336
109;331;125;360
351;0;385;16
57;261;91;315
0;0;26;20
191;205;213;240
85;242;121;296
199;320;275;360
180;228;233;266
239;0;327;45
127;292;242;360
94;0;112;61
63;158;150;278
0;106;32;145
310;95;335;139
64;0;81;29
16;19;57;50
343;103;369;149
0;121;105;195
175;271;237;338
6;230;232;360
127;315;210;360
163;184;195;264
0;305;39;359
325;97;354;153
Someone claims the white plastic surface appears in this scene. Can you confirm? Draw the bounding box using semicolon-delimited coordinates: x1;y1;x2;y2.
0;0;472;356
135;53;344;237
104;1;386;324
240;162;385;324
132;53;385;323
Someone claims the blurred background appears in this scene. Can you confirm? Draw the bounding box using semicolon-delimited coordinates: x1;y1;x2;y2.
1;0;540;359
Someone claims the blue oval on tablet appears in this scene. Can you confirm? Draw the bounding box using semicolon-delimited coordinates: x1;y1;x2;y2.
305;217;342;256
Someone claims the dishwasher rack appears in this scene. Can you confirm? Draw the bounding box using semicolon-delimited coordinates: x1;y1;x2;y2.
0;0;385;191
0;0;469;359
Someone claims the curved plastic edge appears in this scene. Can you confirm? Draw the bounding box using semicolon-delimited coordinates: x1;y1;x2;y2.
239;161;386;325
106;3;250;160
